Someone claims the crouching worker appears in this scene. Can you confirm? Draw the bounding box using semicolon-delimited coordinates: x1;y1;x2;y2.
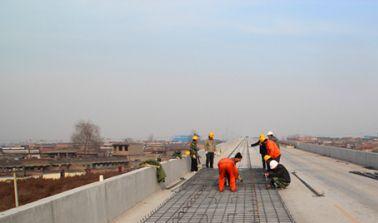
264;155;291;189
218;152;243;192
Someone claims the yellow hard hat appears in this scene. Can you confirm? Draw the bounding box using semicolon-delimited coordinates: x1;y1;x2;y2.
209;132;215;139
184;150;190;156
192;135;199;141
259;134;266;143
264;155;271;161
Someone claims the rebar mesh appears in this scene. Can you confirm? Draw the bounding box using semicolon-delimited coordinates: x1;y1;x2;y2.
142;169;294;223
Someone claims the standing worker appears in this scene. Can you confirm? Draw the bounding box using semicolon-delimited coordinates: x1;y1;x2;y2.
218;152;243;192
267;131;280;148
190;135;199;172
251;134;268;170
261;134;281;163
205;132;217;168
264;155;291;189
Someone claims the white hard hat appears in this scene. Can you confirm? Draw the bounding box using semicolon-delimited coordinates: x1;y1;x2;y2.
267;131;274;136
270;160;279;169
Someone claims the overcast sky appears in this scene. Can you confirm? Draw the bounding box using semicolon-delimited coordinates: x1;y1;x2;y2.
1;0;378;142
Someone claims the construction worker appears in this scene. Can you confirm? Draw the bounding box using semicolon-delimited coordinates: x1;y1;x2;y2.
264;155;291;189
261;134;281;164
251;134;268;170
205;132;217;168
267;131;280;148
218;152;243;192
190;135;199;172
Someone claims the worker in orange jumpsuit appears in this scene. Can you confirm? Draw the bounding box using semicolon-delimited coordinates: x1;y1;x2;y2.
218;152;243;192
260;134;281;169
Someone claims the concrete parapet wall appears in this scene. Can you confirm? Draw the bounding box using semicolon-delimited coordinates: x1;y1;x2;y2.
162;158;191;186
0;157;191;223
291;142;378;169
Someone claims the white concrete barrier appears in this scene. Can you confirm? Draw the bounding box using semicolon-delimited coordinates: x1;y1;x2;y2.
290;142;378;169
0;157;191;223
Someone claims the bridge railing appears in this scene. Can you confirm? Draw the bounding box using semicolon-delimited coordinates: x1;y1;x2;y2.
0;157;191;223
286;141;378;169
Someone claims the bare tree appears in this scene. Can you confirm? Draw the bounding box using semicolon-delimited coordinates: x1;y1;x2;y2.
71;120;103;154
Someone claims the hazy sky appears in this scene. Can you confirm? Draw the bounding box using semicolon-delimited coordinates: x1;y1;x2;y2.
1;0;378;142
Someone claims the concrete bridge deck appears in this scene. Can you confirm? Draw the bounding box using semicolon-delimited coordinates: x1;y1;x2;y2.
280;146;378;223
118;138;378;223
140;138;293;223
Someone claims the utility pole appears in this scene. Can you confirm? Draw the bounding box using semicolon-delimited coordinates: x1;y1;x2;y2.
13;168;19;207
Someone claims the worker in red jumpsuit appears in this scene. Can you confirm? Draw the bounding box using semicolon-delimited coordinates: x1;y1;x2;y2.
218;152;243;192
